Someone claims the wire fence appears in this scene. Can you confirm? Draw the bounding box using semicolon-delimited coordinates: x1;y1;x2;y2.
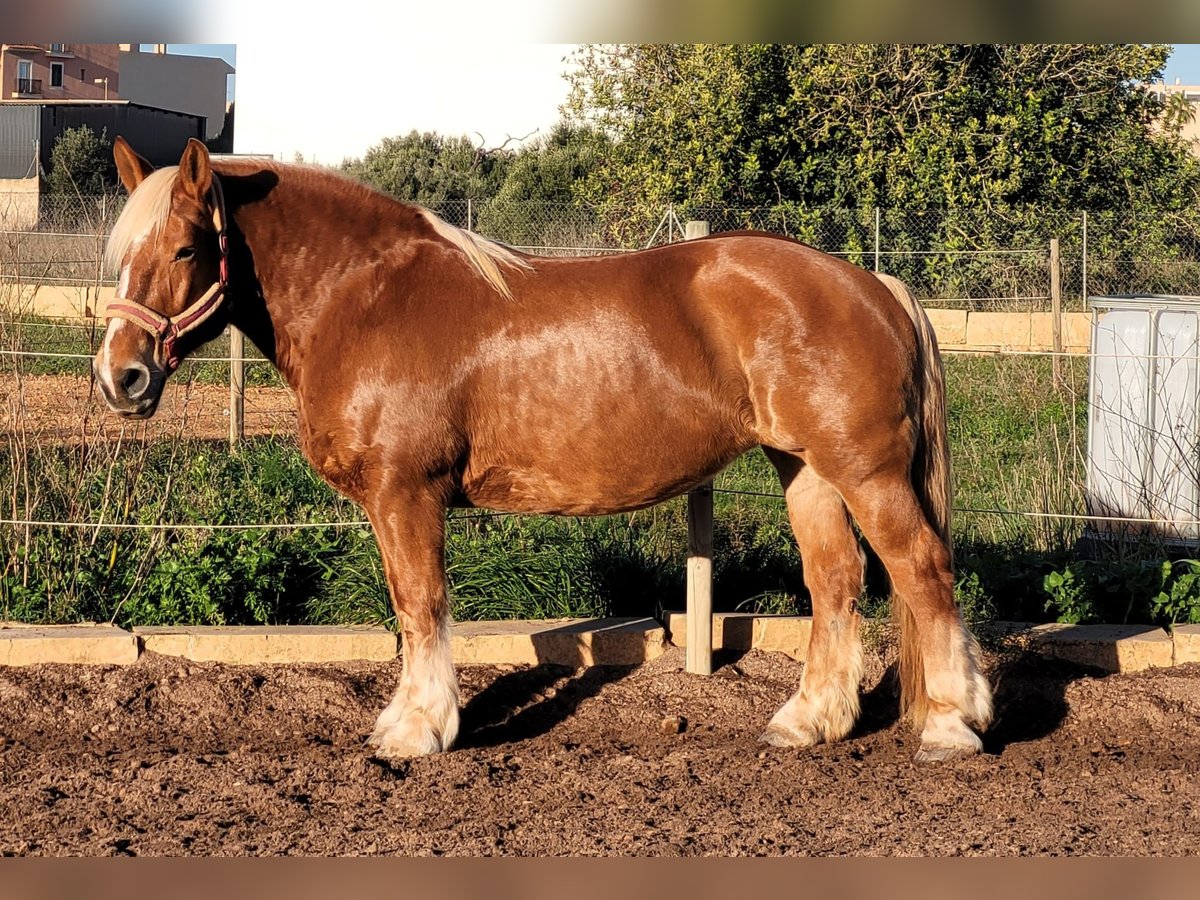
6;193;1200;305
2;192;1200;627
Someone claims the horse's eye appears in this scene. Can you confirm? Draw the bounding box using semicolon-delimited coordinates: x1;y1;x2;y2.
174;247;196;261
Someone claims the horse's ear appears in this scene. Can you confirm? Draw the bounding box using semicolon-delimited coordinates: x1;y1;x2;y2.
178;138;212;202
113;136;154;193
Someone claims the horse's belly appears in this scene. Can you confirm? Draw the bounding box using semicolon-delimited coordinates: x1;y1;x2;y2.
455;308;758;513
461;459;724;515
460;401;751;515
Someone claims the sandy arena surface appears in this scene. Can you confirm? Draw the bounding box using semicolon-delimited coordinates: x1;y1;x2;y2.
0;646;1197;856
0;374;297;441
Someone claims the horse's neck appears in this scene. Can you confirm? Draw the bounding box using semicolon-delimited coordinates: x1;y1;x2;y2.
222;168;419;385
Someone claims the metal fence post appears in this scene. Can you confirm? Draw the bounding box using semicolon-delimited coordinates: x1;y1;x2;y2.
1050;238;1062;386
684;219;714;676
874;206;881;273
229;326;245;447
1081;211;1088;309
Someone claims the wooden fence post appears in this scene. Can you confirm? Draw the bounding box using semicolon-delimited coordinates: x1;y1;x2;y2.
684;220;714;676
1050;238;1062;386
229;325;245;447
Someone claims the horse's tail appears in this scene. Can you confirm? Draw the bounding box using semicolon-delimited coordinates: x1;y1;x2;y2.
872;272;952;727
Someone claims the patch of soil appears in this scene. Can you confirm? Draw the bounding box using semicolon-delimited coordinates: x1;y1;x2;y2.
0;374;297;442
0;647;1197;856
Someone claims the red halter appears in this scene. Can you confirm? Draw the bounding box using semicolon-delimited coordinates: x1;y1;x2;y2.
104;175;230;375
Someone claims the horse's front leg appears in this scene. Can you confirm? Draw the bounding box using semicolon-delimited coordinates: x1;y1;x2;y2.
364;487;459;759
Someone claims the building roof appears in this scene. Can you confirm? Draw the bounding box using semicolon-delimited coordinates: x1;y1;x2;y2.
0;99;204;118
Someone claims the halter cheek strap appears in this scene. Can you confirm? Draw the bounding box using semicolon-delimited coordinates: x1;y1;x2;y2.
104;175;230;375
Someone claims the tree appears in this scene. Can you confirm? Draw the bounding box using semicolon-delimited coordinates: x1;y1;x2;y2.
563;44;1200;293
477;123;611;244
564;44;1200;216
340;131;513;209
206;101;235;154
47;125;113;196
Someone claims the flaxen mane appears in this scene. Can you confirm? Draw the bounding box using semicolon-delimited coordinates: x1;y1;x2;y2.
107;163;531;300
105;166;180;274
417;208;531;300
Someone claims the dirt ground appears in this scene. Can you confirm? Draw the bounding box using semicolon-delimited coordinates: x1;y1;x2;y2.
0;374;297;441
0;645;1197;857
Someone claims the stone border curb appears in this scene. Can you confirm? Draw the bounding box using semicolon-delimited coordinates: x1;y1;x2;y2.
134;625;398;663
662;615;1190;674
1027;623;1173;672
0;624;139;666
0;619;1197;671
663;611;812;660
450;617;666;667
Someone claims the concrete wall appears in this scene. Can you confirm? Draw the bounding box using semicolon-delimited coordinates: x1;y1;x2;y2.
0;283;113;318
0;288;1095;352
119;51;233;140
0;175;39;230
928;309;1091;353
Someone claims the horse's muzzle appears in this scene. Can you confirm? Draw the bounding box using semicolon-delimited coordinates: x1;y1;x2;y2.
94;360;163;419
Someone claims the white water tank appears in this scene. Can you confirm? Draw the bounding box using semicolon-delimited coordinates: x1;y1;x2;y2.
1088;295;1200;543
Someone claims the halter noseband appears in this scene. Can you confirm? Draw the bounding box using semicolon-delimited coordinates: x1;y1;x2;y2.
104;175;230;375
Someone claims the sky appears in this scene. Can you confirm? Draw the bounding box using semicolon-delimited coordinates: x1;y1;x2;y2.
1164;43;1200;85
232;42;577;164
166;42;1200;164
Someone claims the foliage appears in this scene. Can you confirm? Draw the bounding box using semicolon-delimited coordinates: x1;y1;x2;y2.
47;125;114;196
1040;556;1200;625
205;101;235;154
339;130;512;205
1149;559;1200;625
564;44;1200;256
1043;565;1100;624
476;124;611;244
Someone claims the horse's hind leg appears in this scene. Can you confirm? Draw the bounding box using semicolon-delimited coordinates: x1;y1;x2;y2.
364;488;459;759
760;450;866;748
835;467;992;762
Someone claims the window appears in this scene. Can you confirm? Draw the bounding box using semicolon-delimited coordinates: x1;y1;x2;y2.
80;68;86;81
50;43;68;54
50;63;64;87
17;60;31;80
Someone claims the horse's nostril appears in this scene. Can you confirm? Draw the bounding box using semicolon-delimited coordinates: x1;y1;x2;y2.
120;365;150;399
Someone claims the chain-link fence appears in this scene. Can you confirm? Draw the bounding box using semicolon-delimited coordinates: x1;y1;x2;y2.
6;192;1199;304
3;190;1200;626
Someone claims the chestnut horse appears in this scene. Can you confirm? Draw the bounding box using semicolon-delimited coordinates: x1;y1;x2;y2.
94;138;992;763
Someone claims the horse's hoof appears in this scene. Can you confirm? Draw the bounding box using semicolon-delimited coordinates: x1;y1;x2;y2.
370;715;444;760
372;739;440;762
759;722;819;749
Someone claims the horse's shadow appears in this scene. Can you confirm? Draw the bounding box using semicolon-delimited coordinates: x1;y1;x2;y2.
850;650;1084;754
457;663;633;749
457;635;1088;754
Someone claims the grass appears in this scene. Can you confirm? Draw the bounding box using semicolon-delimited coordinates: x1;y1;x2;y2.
1;314;1196;629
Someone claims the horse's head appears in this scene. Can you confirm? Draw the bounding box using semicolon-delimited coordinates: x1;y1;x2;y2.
94;136;230;418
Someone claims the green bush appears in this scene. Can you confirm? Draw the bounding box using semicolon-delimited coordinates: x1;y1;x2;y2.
47;125;114;197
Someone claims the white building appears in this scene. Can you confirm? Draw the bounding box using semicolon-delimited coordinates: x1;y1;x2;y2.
1146;79;1200;153
118;44;233;141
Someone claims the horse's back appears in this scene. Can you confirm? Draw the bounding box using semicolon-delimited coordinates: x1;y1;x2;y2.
301;230;919;515
443;235;917;514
